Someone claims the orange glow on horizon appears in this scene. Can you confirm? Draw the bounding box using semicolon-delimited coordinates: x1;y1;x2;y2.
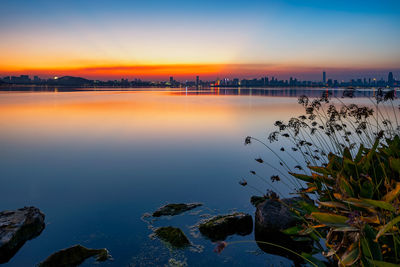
1;63;394;81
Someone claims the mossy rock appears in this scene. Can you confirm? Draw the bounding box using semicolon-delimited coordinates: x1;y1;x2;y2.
152;203;202;217
155;227;190;248
38;245;111;267
198;212;253;241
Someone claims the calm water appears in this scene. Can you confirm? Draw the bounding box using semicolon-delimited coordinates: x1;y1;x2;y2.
0;88;379;266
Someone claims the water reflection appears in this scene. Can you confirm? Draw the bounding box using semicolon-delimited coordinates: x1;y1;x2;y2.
0;85;389;99
0;88;393;266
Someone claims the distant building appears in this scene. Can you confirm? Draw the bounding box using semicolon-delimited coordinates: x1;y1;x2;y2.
388;72;394;86
196;76;199;88
11;75;31;84
323;71;326;84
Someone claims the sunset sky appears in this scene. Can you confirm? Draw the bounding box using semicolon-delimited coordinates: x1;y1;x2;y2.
0;0;399;80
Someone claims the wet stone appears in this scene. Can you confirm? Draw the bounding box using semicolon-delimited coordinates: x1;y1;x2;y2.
198;212;253;241
38;244;112;267
154;226;190;248
0;206;45;263
152;203;202;217
255;197;304;232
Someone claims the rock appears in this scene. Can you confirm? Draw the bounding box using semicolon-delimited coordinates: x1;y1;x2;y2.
0;206;45;263
255;197;304;233
38;244;111;267
154;227;190;248
254;197;313;266
250;196;267;207
152;203;202;217
198;212;253;241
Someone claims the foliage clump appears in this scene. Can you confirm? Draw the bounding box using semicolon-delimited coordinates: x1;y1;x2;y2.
245;90;400;266
292;136;400;266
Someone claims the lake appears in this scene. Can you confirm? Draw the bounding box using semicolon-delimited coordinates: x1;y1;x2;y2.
0;87;381;266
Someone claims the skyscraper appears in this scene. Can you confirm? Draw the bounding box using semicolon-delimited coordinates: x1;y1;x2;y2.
388;72;394;86
323;71;326;84
196;76;199;88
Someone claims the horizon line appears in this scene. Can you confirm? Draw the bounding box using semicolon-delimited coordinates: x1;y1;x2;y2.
1;63;399;81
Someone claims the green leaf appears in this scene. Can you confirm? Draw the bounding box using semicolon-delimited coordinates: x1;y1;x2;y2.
340;245;360;266
339;176;354;197
298;200;319;213
343;147;352;160
309;231;320;241
359;138;380;171
327;153;343;171
332;226;358;232
360;198;395;212
389;157;400;174
354;144;365;162
360;180;374;199
308;166;330;175
282;226;302;235
289;172;314;182
361;224;382;261
343;157;357;177
369;260;400;267
376;215;400;240
382;182;400;202
318;201;347;210
311;212;348;227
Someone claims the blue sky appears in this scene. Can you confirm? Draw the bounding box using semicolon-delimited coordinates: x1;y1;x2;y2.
0;0;399;80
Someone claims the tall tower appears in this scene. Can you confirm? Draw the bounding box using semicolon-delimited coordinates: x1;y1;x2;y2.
388;72;394;86
323;71;326;84
196;76;199;88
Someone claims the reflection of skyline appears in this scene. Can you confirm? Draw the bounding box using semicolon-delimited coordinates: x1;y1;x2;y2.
0;86;386;99
171;88;381;98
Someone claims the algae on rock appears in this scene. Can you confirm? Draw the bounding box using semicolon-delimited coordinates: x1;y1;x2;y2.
38;244;111;267
155;226;190;248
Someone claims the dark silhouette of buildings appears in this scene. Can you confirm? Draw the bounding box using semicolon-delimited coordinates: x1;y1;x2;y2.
0;72;398;88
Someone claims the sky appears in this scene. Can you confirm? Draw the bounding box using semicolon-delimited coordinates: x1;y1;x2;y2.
0;0;399;81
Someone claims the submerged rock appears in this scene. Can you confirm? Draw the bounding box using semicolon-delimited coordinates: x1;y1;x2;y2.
152;203;202;217
198;212;253;241
255;197;304;232
38;244;111;267
0;206;45;263
254;197;314;266
155;226;190;248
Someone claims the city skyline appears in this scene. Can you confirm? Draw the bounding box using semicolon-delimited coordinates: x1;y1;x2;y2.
2;71;398;88
1;0;399;80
